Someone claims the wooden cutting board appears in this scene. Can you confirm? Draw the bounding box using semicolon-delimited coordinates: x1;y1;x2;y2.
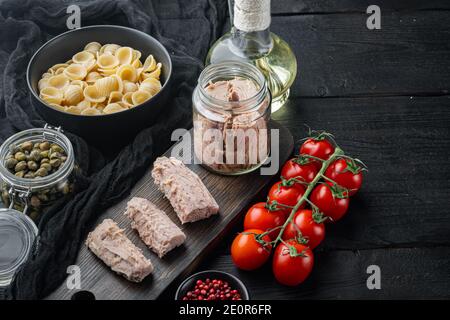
47;121;293;300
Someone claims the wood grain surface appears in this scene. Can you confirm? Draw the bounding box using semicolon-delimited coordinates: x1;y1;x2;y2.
158;0;450;300
47;121;293;300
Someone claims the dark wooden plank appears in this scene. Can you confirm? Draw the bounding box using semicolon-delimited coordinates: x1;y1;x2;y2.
217;11;450;97
47;121;293;300
272;0;450;14
272;95;450;249
190;247;450;299
270;11;450;97
159;95;450;299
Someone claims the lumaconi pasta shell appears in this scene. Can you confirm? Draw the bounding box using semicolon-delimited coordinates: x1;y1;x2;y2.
141;62;162;81
108;91;123;104
38;42;163;115
132;59;142;69
98;68;117;77
64;85;83;105
86;71;102;84
100;44;121;55
140;78;162;96
116;64;137;82
81;107;102;116
84;42;102;54
97;53;120;69
40;87;63;105
103;103;127;114
83;59;98;73
38;78;50;91
123;80;138;93
131;90;151;106
122;92;134;107
95;76;121;97
65;106;83;115
83;85;106;103
49;63;69;73
142;55;156;73
48;74;70;90
72;51;95;64
54;67;66;75
70;80;87;89
63;64;88;80
115;47;134;65
76;100;91;111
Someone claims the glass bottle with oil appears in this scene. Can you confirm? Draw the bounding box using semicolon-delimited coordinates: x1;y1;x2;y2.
205;0;297;112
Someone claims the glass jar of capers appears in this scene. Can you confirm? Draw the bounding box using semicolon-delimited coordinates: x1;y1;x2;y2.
0;125;78;220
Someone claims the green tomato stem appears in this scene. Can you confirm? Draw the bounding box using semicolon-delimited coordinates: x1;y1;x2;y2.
272;147;345;245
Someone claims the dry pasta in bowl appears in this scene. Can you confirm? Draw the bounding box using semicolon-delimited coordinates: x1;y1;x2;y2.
38;42;163;115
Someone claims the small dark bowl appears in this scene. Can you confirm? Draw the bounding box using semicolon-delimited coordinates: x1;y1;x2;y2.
175;270;250;300
27;25;172;150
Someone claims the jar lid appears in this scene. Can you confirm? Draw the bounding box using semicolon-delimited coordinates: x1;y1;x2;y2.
0;208;38;287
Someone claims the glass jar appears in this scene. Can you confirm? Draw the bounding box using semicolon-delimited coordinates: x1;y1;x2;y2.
193;61;271;175
0;125;77;220
0;208;38;287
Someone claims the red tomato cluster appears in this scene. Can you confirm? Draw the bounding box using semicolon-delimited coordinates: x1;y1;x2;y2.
231;133;365;286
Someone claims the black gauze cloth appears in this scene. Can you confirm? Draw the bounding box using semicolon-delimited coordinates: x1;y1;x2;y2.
0;0;227;299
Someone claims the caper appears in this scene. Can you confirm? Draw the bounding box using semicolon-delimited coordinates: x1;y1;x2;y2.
27;160;38;171
6;154;14;160
29;211;39;221
40;150;49;159
41;158;50;164
14;152;26;161
15;171;25;178
5;158;18;169
62;183;71;195
15;160;28;172
21;141;33;152
37;193;49;202
39;141;50;151
30;196;41;208
50;158;61;168
60;156;67;162
35;167;48;177
51;144;64;153
40;163;52;172
24;171;35;179
9;145;21;154
30;150;41;162
50;152;61;160
34;142;40;149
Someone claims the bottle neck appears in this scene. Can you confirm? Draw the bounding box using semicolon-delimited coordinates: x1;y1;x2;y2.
229;0;273;59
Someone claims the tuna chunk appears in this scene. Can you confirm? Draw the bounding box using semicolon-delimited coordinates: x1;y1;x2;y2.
86;219;153;282
125;197;186;258
152;157;219;223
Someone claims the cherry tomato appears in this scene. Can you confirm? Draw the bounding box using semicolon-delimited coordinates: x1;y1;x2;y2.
272;240;314;286
310;183;349;222
300;138;335;169
231;229;271;271
244;203;287;240
281;157;318;183
282;209;325;249
325;158;363;196
268;181;306;210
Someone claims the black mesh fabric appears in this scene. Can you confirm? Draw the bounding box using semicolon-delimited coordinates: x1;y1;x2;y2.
0;0;227;299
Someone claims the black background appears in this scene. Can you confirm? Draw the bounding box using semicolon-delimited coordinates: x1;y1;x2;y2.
1;0;449;299
162;0;450;299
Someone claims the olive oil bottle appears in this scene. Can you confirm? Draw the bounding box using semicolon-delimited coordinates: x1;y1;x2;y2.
205;0;297;112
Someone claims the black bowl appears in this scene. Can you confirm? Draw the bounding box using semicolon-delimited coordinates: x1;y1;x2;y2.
175;270;250;300
27;25;172;150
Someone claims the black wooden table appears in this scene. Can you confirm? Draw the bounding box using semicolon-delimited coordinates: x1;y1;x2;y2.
159;0;450;299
